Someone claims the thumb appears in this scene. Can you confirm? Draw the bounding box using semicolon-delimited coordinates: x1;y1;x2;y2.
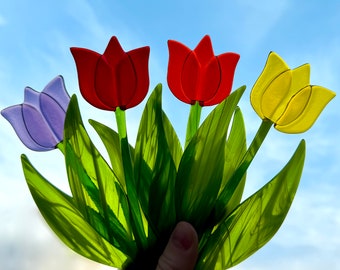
156;222;198;270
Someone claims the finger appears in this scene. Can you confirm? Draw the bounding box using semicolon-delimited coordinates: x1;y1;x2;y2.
156;222;198;270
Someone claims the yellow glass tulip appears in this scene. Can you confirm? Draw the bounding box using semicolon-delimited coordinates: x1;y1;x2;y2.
251;52;335;133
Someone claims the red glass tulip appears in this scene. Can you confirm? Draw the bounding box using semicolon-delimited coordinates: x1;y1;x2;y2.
71;36;150;111
167;35;240;106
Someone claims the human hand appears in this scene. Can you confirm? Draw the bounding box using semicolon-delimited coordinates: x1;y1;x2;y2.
156;222;198;270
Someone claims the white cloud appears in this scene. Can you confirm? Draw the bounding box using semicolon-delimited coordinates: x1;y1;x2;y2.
61;0;143;51
0;15;6;26
0;208;113;270
232;185;340;270
0;162;92;270
63;0;111;46
230;0;291;52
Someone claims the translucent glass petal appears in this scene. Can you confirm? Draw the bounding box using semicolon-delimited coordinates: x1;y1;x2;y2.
193;35;215;65
70;47;112;110
42;75;70;112
22;104;58;149
261;70;292;121
95;57;120;109
198;57;220;102
251;52;290;119
272;64;310;120
276;86;311;126
290;64;310;96
181;51;200;102
1;105;50;151
113;55;137;107
40;93;67;141
167;40;195;104
125;46;150;109
276;86;336;133
103;36;126;63
204;52;240;106
24;87;40;107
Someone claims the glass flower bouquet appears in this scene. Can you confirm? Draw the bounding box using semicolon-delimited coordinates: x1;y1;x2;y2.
1;35;335;269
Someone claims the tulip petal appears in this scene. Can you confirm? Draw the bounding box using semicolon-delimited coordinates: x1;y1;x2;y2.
96;39;141;109
194;35;215;65
41;75;70;112
95;56;121;110
2;76;70;151
181;37;224;103
72;37;150;111
204;52;240;106
251;52;290;119
271;64;310;119
40;93;67;141
96;37;149;110
290;64;310;96
197;57;221;102
261;70;292;122
95;36;127;109
1;105;53;151
70;47;112;110
103;36;126;61
39;76;70;141
22;104;59;149
276;86;336;133
24;87;40;107
96;55;138;110
168;36;239;106
181;51;200;102
114;55;138;109
276;86;311;126
167;40;192;104
125;46;150;109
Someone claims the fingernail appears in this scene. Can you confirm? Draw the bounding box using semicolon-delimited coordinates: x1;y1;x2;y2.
171;222;195;250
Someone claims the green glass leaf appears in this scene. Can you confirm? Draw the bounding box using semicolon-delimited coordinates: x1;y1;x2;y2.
65;143;136;256
21;154;127;268
216;120;273;223
63;96;133;253
162;110;183;169
198;139;306;269
175;86;246;231
88;119;141;252
215;107;247;219
223;107;247;211
89;119;135;190
196;107;247;251
134;84;178;234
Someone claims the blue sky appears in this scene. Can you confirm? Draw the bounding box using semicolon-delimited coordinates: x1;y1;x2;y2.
0;0;339;269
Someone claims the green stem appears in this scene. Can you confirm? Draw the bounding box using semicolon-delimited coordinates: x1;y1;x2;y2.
115;107;147;250
185;101;202;148
56;141;65;154
240;119;273;171
115;107;128;138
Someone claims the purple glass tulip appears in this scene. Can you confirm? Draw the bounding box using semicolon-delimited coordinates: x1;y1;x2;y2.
1;75;70;151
